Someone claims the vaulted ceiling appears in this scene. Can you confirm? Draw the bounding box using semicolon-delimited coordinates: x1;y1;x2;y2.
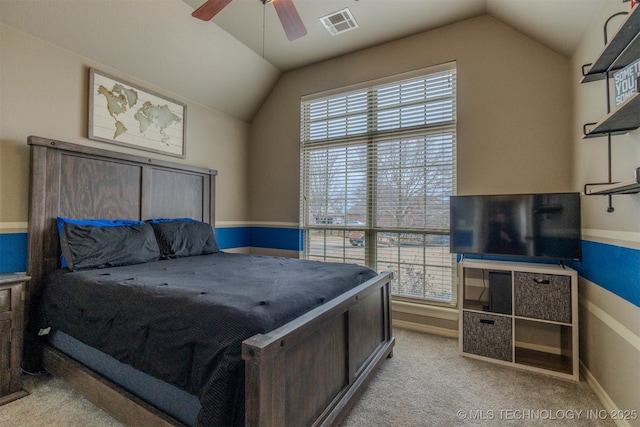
0;0;606;121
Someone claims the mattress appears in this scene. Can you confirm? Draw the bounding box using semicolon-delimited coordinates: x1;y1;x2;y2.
39;252;377;426
49;330;201;426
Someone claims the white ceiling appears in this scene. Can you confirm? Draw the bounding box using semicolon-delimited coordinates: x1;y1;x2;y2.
0;0;605;121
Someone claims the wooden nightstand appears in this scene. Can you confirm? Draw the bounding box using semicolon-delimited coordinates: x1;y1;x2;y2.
0;274;30;405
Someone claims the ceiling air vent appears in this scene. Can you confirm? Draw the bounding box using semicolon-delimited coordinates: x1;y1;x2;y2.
320;8;359;36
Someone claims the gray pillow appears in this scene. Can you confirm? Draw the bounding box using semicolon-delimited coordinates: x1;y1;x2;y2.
60;222;160;271
149;220;219;259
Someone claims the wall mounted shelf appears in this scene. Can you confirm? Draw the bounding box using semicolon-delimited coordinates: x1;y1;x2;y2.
584;167;640;195
581;6;640;207
583;92;640;138
581;7;640;82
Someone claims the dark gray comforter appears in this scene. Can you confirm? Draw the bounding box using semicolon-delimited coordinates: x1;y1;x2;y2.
39;252;376;426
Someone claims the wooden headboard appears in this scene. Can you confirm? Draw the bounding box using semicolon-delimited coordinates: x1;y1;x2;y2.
26;135;217;319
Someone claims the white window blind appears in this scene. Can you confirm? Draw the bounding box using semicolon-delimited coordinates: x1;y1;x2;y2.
300;63;457;303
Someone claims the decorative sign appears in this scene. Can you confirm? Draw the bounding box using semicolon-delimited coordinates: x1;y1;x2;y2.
613;58;640;107
89;68;186;158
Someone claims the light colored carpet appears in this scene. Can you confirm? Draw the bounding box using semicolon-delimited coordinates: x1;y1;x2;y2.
0;371;122;427
0;328;613;426
341;329;614;426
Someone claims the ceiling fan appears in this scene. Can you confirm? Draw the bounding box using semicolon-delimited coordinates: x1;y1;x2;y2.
192;0;307;41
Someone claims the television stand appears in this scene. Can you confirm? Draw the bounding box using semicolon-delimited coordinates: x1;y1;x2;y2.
458;259;578;381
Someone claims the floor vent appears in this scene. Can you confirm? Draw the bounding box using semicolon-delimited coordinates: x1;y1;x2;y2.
320;8;359;36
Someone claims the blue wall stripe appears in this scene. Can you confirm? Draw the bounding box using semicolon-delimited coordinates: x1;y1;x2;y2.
214;227;251;250
0;233;28;273
250;227;302;251
2;230;636;307
578;240;640;308
460;240;639;308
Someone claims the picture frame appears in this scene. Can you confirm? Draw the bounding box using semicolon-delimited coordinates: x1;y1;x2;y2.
88;68;186;158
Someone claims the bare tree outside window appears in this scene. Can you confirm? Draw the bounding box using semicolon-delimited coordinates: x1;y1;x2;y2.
301;64;457;304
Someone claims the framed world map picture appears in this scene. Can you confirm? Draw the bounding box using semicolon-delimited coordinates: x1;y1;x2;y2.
88;68;186;158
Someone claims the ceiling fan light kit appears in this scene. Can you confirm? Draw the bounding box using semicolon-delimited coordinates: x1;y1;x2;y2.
192;0;307;41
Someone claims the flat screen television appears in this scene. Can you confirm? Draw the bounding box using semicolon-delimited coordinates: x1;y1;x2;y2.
450;192;581;261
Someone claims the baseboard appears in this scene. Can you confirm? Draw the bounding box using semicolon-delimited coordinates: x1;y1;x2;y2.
580;361;633;427
392;300;458;321
248;247;299;258
393;319;458;338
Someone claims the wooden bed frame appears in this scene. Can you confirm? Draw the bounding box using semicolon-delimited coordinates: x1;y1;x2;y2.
25;135;395;427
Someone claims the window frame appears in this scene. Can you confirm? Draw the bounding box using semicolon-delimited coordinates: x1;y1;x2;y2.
300;62;457;305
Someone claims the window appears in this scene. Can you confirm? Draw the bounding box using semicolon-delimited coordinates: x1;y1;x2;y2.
300;62;456;304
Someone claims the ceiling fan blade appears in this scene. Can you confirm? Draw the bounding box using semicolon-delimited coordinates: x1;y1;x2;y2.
271;0;307;41
192;0;233;21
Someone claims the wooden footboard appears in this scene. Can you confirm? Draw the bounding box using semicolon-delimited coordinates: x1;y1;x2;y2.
27;138;395;427
40;272;394;427
42;345;185;427
242;271;394;427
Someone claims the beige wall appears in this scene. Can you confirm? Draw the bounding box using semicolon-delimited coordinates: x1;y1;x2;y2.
247;14;575;327
2;6;637;421
572;1;640;423
249;9;640;420
0;24;250;227
248;14;573;224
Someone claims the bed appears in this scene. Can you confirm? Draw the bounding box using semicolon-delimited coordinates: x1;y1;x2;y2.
24;135;395;427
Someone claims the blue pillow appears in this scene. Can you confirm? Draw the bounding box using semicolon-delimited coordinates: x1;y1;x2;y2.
145;218;198;224
56;217;146;268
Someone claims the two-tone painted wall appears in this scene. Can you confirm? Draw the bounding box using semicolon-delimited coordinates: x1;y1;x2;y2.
247;14;576;333
0;22;254;273
247;5;639;424
0;22;304;271
572;2;640;423
1;4;638;423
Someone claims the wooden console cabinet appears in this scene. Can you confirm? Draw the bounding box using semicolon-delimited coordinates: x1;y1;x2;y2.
0;274;29;405
458;259;578;381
